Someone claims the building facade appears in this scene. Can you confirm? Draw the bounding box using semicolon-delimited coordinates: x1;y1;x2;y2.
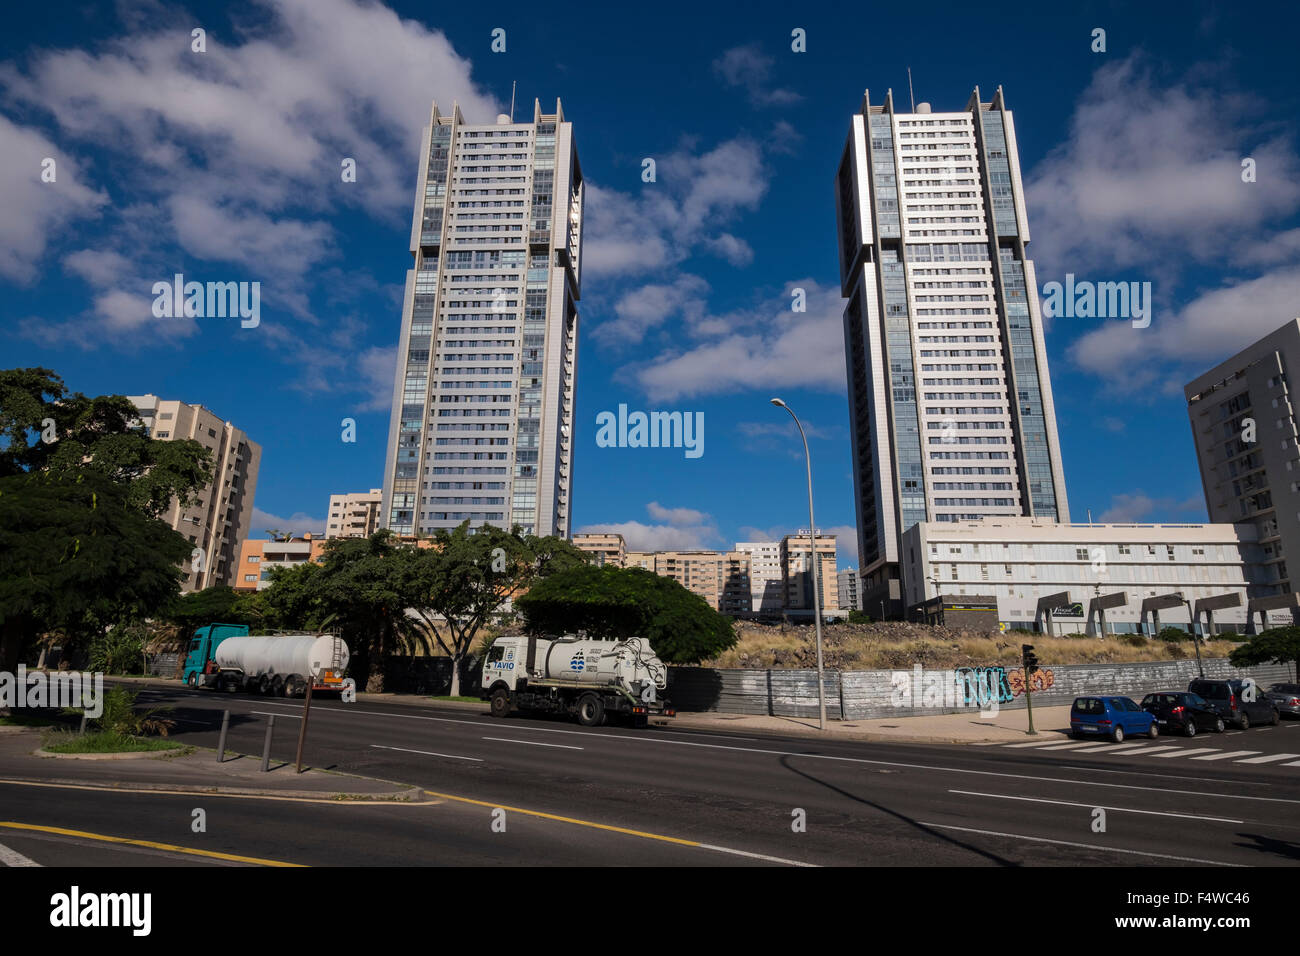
834;86;1069;619
780;532;839;613
1184;318;1300;600
838;569;862;612
901;517;1284;634
571;532;626;567
130;394;261;592
381;99;583;540
233;534;328;592
326;488;382;539
735;541;784;613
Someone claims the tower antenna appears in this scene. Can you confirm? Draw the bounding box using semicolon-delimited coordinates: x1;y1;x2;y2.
510;81;516;122
907;67;915;112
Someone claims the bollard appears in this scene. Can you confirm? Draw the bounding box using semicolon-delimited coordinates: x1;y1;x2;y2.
216;709;230;763
260;715;275;772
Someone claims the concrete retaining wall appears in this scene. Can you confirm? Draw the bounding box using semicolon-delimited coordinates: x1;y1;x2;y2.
667;658;1298;720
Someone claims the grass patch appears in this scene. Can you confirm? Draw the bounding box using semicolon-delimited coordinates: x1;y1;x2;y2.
44;731;183;754
429;695;481;703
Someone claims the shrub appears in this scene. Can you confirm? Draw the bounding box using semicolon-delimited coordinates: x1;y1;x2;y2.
1157;627;1192;643
89;625;148;675
92;687;175;737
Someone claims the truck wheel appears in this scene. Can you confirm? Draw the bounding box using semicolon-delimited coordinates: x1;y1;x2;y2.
271;676;284;697
282;676;299;699
187;673;197;688
576;693;605;727
490;688;512;718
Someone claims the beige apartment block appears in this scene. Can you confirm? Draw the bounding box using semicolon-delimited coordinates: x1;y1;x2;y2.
326;488;383;539
130;394;261;592
572;532;626;566
781;531;839;611
735;541;784;612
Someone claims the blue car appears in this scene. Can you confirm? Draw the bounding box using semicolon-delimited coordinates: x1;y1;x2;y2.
1070;696;1159;743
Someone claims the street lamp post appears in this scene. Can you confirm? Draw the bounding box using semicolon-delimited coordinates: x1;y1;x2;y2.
771;398;827;731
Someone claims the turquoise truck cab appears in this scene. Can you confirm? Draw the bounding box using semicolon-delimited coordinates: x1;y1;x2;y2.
183;623;249;687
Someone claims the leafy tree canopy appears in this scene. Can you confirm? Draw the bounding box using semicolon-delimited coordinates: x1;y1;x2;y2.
1230;625;1300;676
515;564;737;664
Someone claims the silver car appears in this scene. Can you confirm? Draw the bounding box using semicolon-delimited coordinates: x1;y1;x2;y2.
1265;683;1300;718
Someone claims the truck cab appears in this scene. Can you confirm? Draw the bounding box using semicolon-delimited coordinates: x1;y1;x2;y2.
182;623;249;688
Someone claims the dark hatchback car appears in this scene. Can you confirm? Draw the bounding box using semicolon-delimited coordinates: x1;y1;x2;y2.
1264;683;1300;718
1140;692;1225;737
1187;679;1279;729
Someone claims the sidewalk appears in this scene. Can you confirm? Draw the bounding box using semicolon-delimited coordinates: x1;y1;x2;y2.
0;727;422;801
117;676;1072;746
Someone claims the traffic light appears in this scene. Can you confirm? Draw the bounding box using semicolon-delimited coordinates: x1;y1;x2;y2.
1022;644;1039;673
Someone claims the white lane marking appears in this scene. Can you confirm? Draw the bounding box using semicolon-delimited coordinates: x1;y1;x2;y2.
1065;743;1127;752
371;744;482;762
917;822;1242;867
1034;742;1107;751
1235;753;1300;765
1191;751;1262;761
194;700;1300;805
948;790;1244;824
697;843;818;867
1152;748;1221;759
1285;761;1300;767
0;841;42;867
1096;743;1153;754
252;711;301;719
1107;745;1185;757
1002;740;1068;748
482;737;583;751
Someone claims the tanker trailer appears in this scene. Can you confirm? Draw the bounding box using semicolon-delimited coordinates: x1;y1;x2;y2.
480;634;674;727
213;633;350;697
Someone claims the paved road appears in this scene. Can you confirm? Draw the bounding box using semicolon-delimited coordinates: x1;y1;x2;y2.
5;684;1299;867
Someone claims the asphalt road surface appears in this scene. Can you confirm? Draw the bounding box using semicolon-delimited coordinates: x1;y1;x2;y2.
5;683;1300;867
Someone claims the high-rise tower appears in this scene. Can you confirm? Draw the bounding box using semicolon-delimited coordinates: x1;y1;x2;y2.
834;86;1069;615
382;99;583;538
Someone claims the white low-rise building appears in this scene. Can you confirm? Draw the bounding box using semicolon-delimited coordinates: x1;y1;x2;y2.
901;517;1288;634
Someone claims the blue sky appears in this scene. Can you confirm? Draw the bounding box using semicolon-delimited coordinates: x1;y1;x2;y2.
3;0;1299;570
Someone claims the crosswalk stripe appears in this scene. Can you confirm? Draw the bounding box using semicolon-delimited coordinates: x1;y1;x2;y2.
1069;743;1130;752
1284;761;1300;767
1001;740;1066;748
1151;748;1221;758
1191;751;1262;761
1097;743;1153;754
1035;741;1107;751
1109;745;1185;757
1235;753;1300;764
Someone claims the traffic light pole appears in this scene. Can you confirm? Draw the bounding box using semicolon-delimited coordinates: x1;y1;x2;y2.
1024;676;1037;735
1022;643;1038;736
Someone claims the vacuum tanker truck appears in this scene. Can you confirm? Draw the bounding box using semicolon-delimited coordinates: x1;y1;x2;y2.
183;623;350;698
481;633;674;727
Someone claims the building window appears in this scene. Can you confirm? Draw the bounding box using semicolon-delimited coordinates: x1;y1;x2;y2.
1075;548;1088;560
1118;544;1131;555
247;555;260;563
244;574;257;582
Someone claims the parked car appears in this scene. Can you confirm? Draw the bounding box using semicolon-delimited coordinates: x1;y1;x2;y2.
1140;691;1226;737
1186;678;1280;729
1264;683;1300;719
1070;696;1159;742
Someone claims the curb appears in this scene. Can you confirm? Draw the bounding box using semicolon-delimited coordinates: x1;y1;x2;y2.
0;772;426;802
33;747;188;760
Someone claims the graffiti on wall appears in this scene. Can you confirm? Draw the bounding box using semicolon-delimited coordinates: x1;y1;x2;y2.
1007;667;1055;697
954;666;1014;707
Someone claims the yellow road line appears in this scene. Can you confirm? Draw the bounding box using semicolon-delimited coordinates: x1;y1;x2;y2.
0;822;303;867
422;788;702;846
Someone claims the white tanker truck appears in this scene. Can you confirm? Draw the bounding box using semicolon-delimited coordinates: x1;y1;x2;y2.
482;634;674;727
211;633;350;698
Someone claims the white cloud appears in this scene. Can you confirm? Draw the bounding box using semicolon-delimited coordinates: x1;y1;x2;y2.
251;506;326;538
712;44;801;107
0;114;107;282
594;274;709;346
1025;54;1300;275
1097;492;1204;523
631;279;846;401
645;502;709;526
577;520;719;552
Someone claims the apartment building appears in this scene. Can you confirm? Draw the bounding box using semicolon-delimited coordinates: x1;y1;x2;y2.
780;531;839;612
571;532;626;566
835;86;1069;619
233;533;328;592
1184;318;1300;600
381;99;582;540
838;569;863;612
326;488;382;539
735;541;784;613
130;394;261;592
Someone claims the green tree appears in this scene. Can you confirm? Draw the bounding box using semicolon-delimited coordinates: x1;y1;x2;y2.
515;564;737;664
1230;625;1300;678
0;470;192;675
401;523;589;696
164;586;251;638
